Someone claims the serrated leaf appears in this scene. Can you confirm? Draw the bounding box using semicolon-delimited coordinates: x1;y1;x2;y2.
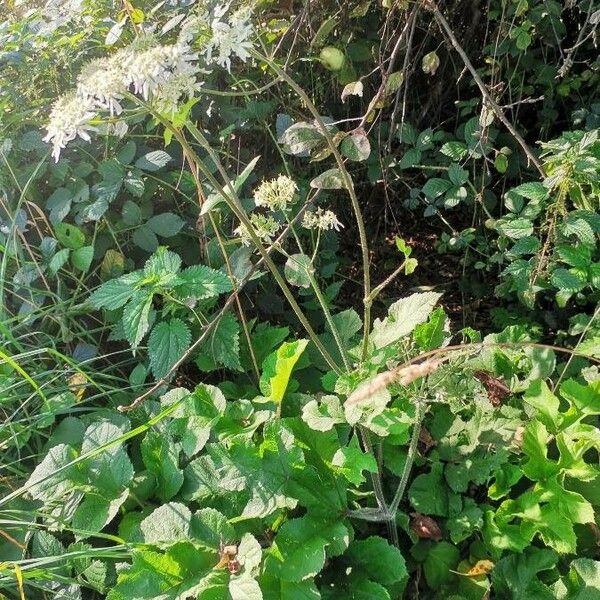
332;436;378;485
440;141;468;160
551;268;586;292
259;340;308;404
122;289;154;349
135;150;172;172
71;245;94;272
49;248;70;275
422;178;452;199
147;213;185;238
132;225;159;252
141;502;191;546
198;312;242;371
148;318;191;379
89;273;140;310
370;291;442;349
26;444;78;502
174;265;232;300
512;181;548;201
141;431;184;502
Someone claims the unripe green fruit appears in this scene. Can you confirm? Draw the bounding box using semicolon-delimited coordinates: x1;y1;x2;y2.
319;46;346;71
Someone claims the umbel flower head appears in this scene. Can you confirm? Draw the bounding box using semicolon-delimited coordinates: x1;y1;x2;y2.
234;213;280;246
254;175;298;211
43;92;98;162
302;208;344;231
205;5;253;71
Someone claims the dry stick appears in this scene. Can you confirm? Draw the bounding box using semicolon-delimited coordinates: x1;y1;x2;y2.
118;194;320;413
426;0;545;176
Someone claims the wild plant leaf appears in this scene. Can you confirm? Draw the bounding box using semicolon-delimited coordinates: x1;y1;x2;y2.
132;224;159;252
190;507;234;550
135;150;172;172
523;380;560;430
423;541;459;589
279;121;324;156
340;130;371;161
71;245;94;272
259;340;308;404
147;213;185;238
143;247;182;278
346;536;407;585
302;395;345;431
310;168;346;190
174;265;232;299
89;272;141;310
140;502;191;546
370;291;442;349
414;306;448;350
122;289;155;349
141;430;183;502
196;312;242;372
284;253;314;288
72;489;129;536
408;461;448;516
26;443;79;502
331;436;378;485
148;318;191;379
266;516;350;582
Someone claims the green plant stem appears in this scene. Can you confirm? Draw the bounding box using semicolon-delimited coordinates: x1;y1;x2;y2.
365;259;408;306
252;51;373;363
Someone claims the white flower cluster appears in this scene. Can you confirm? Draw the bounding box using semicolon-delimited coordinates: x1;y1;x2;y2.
234;213;280;246
254;175;298;211
44;4;254;161
302;208;344;232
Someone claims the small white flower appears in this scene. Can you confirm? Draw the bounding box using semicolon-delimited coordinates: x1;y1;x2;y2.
43;92;97;161
205;6;253;71
76;56;126;115
254;175;298;211
234;213;280;246
302;208;344;232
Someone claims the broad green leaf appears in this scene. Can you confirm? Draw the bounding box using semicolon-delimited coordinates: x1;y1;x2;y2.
551;268;586;292
346;536;407;585
135;150;172;171
422;178;452;199
26;443;78;502
497;217;534;239
143;247;182;278
440;141;468;160
132;225;159;252
267;516;350;582
197;312;242;372
71;245;94;272
229;576;263;600
190;507;235;549
122;289;154;349
72;490;129;535
523;380;560;430
310;168;346;190
55;222;85;249
147;213;185;238
259;340;308;404
423;542;459;589
284;253;314;288
370;291;442;349
511;181;548;202
141;502;191;546
174;265;232;299
408;462;448;516
301;395;345;431
414;306;447;350
340;130;371;161
141;430;183;502
279;121;324;156
331;436;378;485
49;248;70;275
522;420;560;481
89;272;141;310
148;319;191;379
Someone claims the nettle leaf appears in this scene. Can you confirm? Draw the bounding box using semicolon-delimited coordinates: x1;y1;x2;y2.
511;181;549;202
346;536;408;586
135;150;172;172
340;130;371;161
148;319;191;379
259;340;308;404
174;265;232;300
284;253;314;288
266;516;350;582
197;312;242;372
147;213;185;238
122;289;155;349
370;291;442;349
144;247;182;278
89;272;141;310
310;168;346;190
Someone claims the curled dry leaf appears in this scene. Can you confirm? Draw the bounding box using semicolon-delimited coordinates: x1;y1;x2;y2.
418;426;436;454
473;370;510;406
513;425;525;449
410;512;442;541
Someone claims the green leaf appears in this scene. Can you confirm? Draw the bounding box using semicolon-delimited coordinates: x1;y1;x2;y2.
148;319;191;379
331;435;378;485
492;547;557;599
229;576;263;600
302;395;345;431
279;122;325;156
408;462;448;516
310;168;346;190
174;265;232;300
141;430;183;502
448;163;469;186
135;150;172;171
284;253;314;288
141;503;191;546
511;181;548;202
340;130;371;161
122;289;154;349
267;516;350;582
370;291;442;349
26;443;78;502
521;420;560;481
197;312;242;372
399;147;421;169
346;536;408;585
147;213;185;238
72;490;128;535
259;340;308;404
191;507;235;550
422;177;452;199
89;273;140;310
497;217;534;239
440;141;468;160
423;542;460;589
144;247;182;278
49;248;70;275
523;380;560;430
71;245;94;272
551;268;586;292
55;223;85;250
132;225;159;252
414;306;447;350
